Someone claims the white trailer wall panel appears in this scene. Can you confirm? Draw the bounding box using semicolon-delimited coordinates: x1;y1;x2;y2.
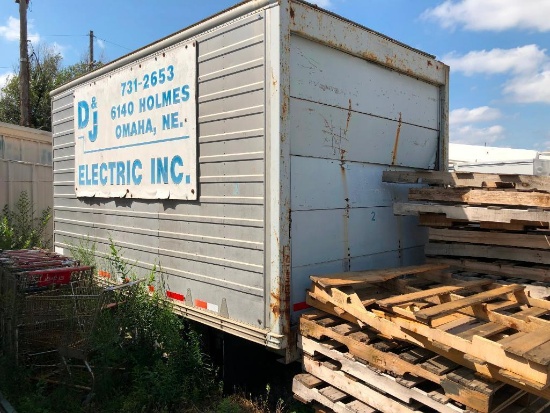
51;0;449;352
52;12;268;329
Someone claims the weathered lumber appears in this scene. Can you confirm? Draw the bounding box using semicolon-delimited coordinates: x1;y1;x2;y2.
429;228;550;250
426;242;550;265
410;187;550;208
382;170;550;192
308;283;550;387
427;257;550;284
420;214;542;231
310;263;448;288
394;202;550;225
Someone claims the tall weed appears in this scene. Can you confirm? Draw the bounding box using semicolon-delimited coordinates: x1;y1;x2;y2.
0;191;51;249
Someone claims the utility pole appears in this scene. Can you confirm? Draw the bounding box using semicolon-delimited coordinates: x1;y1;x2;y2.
89;30;94;71
18;0;30;127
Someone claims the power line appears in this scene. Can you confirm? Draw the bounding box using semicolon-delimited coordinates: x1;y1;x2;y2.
94;35;132;51
42;34;87;37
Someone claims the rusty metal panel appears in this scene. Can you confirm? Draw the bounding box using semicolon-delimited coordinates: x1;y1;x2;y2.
289;1;448;86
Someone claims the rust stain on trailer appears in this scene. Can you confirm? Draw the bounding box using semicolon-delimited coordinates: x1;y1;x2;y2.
391;112;402;165
345;98;352;136
270;240;291;321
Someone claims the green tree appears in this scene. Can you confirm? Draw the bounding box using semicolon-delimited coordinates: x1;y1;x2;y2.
0;44;101;131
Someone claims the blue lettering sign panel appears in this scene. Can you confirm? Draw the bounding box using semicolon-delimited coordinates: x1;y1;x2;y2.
73;41;197;200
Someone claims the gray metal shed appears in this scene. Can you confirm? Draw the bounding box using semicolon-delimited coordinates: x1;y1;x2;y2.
50;0;449;359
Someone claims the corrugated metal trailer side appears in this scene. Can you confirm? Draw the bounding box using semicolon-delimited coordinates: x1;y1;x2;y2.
51;0;449;355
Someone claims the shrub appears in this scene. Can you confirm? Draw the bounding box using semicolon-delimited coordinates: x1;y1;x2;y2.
0;191;51;250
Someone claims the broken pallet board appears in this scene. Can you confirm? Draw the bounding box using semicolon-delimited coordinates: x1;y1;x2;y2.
429;228;550;250
394;202;550;226
427;257;550;286
310;263;448;289
426;242;550;265
419;214;547;231
409;187;550;209
382;171;550;193
299;314;522;413
308;272;550;389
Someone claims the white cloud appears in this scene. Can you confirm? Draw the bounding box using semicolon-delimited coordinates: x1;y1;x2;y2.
504;70;550;103
0;16;40;43
450;106;502;124
0;72;14;97
451;124;505;145
442;44;550;104
96;38;105;50
422;0;550;32
51;41;67;58
442;45;546;76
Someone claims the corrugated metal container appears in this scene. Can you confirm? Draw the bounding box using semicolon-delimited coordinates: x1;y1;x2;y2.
0;122;53;244
50;0;449;358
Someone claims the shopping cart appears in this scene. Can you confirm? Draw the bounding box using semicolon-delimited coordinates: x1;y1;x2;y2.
18;277;143;390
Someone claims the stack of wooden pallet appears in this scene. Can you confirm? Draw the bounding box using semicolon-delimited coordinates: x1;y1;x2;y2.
293;264;550;412
383;171;550;297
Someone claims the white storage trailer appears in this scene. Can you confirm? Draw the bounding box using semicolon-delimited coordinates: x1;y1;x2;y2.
50;0;449;358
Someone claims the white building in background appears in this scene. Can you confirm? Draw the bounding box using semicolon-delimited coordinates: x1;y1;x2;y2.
449;143;550;175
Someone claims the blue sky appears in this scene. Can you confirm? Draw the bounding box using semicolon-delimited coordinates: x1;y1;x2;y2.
1;0;549;150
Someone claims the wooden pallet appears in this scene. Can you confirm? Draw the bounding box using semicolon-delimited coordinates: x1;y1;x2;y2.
293;372;550;413
301;335;484;413
382;171;550;193
300;311;523;413
307;265;550;392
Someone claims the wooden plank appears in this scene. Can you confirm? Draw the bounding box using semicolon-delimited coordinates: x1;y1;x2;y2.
306;294;550;400
414;284;523;322
293;375;377;413
427;257;550;284
426;242;550;266
429;228;550;250
310;264;448;288
419;214;533;231
394;202;550;225
377;280;491;308
501;330;550;358
524;340;550;366
410;187;550;208
382;170;550;192
301;336;465;413
308;284;550;386
457;322;515;341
